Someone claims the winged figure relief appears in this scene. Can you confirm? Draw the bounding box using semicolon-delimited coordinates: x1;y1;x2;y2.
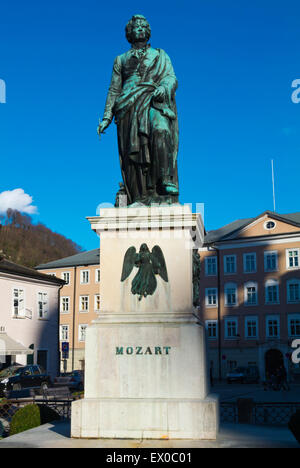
121;244;168;301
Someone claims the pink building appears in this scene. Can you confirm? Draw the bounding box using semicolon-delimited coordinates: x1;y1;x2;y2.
0;256;64;378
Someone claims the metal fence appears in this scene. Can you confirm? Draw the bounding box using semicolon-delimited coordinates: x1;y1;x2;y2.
221;401;300;426
0;397;73;438
220;402;238;423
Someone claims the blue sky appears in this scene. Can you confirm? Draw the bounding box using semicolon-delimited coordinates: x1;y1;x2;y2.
0;0;300;251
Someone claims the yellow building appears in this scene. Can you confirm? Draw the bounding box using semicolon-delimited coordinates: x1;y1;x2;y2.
36;250;100;372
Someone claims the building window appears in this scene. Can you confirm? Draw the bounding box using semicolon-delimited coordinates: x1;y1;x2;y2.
79;325;88;342
265;279;279;304
13;288;25;317
266;316;280;338
94;294;100;311
225;318;238;339
264;220;276;231
288;315;300;338
245;317;258;339
80;270;90;284
244;282;258;305
205;257;217;276
243;253;256;273
60;325;69;341
224;283;237;306
38;293;48;319
95;269;100;283
205;288;218;307
287;279;300;303
60;297;70;313
61;272;70;285
224;255;236;274
227;360;238;370
79;296;89;312
206;321;218;340
264;251;278;272
287;249;300;269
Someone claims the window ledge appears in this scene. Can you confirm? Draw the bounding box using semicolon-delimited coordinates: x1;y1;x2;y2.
12;316;26;319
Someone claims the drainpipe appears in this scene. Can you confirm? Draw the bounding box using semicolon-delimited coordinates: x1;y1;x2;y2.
57;283;64;377
210;245;222;382
72;266;77;372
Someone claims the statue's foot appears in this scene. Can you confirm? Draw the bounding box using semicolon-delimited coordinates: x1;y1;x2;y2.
162;183;179;195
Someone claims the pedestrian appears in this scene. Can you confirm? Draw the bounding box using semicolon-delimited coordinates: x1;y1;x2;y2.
271;371;277;390
277;365;290;391
210;363;214;388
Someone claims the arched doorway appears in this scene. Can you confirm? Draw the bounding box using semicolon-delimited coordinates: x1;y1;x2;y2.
265;349;283;377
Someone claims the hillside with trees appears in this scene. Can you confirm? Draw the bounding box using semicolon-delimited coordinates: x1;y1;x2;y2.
0;209;82;268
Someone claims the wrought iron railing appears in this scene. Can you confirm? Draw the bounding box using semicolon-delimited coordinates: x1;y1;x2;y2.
0;397;73;438
221;401;300;426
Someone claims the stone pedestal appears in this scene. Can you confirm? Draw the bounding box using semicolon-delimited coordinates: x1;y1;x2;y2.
71;206;219;439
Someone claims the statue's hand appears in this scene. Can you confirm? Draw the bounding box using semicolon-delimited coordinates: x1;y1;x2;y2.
97;119;110;138
153;86;166;103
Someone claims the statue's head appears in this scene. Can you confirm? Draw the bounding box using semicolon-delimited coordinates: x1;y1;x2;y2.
125;15;151;45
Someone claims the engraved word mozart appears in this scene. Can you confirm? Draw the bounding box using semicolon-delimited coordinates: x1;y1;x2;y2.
116;346;171;355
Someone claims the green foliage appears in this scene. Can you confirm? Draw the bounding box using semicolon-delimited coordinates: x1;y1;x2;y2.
0;209;82;268
9;404;60;436
72;391;84;399
10;404;40;436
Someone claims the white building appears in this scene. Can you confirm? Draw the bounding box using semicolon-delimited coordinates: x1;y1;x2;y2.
0;256;64;379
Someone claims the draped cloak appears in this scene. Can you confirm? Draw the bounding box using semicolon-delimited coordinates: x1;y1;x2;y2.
103;47;179;204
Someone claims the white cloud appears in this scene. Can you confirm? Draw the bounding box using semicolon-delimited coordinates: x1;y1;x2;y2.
0;189;38;215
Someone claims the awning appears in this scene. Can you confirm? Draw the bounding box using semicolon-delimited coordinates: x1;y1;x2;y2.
0;333;34;356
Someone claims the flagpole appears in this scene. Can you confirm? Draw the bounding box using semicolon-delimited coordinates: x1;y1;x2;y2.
271;159;276;212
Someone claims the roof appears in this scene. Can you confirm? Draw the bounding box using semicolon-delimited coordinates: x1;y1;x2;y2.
204;211;300;245
35;248;100;270
0;257;65;285
204;218;253;244
0;333;34;355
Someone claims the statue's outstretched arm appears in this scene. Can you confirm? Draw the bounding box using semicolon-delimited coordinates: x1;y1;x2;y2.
98;56;122;136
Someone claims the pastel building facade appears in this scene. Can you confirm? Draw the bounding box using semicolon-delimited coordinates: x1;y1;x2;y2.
0;257;64;379
199;211;300;381
37;249;100;372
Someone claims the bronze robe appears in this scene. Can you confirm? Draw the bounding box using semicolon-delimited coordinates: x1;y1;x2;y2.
103;46;179;205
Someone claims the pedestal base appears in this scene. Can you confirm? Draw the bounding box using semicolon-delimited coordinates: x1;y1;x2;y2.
71;395;219;439
71;207;218;440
